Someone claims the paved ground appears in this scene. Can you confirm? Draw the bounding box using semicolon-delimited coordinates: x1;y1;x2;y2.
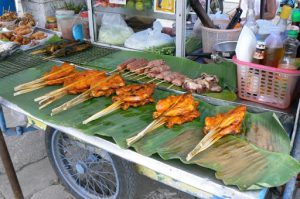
0;108;195;199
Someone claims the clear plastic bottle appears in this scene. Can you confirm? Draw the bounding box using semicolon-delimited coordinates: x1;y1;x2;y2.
244;0;258;34
264;28;285;67
279;30;300;70
277;5;292;33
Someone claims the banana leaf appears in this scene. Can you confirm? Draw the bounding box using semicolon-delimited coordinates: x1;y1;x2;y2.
0;63;299;191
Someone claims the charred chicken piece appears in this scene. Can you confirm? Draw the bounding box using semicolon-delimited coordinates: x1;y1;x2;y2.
90;74;126;97
63;70;107;94
113;83;155;110
153;93;200;128
186;106;247;161
43;63;75;81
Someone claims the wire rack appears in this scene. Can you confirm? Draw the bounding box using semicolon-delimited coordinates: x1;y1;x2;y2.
0;51;48;78
56;46;119;64
0;45;118;78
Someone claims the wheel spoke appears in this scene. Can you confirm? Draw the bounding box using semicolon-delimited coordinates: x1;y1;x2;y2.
52;131;119;198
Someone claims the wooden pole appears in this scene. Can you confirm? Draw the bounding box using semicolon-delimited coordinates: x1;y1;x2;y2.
0;129;24;199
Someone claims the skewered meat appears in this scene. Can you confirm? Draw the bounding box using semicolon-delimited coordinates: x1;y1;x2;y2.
117;58;137;71
64;70;106;94
90;74;125;97
204;106;246;136
148;64;170;73
153;93;200;128
127;58;149;71
186;106;247;160
113;83;155;110
45;72;77;86
43;63;75;81
30;31;47;40
147;59;165;68
183;73;222;94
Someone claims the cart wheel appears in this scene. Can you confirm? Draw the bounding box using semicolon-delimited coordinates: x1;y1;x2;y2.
45;129;136;199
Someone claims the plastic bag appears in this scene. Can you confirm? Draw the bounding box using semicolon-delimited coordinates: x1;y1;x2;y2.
124;21;174;50
98;14;133;45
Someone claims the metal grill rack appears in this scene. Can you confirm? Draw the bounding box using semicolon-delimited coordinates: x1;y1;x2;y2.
56;46;119;64
0;52;47;78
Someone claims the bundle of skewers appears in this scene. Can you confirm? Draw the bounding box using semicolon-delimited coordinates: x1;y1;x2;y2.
126;93;201;146
14;63;76;96
83;83;156;124
119;58;222;93
31;40;92;60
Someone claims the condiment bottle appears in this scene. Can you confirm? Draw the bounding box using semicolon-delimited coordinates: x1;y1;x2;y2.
277;5;292;33
279;30;300;70
292;9;300;40
264;28;284;67
245;0;258;34
252;41;266;65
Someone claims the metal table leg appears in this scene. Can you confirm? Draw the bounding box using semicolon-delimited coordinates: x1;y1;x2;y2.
0;128;24;199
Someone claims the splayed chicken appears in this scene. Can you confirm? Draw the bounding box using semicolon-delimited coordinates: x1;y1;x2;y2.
83;83;155;124
34;70;106;109
126;93;200;146
51;74;126;116
14;63;76;96
90;74;126;97
186;106;247;161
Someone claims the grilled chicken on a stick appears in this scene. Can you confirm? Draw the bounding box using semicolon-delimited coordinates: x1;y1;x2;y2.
51;74;126;116
14;63;76;95
126;93;200;146
186;106;246;161
90;74;126;97
35;70;106;109
83;83;155;124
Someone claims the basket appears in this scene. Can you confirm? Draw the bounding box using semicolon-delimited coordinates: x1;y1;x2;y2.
233;56;300;109
201;24;242;53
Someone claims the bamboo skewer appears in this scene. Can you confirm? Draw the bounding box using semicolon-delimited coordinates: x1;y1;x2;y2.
13;85;47;96
51;92;92;116
186;127;221;161
14;67;74;91
126;94;186;146
147;77;160;83
50;74;120;116
82;101;123;124
38;91;68;109
126;117;166;146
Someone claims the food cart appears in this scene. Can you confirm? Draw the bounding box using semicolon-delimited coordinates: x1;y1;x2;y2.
0;1;300;199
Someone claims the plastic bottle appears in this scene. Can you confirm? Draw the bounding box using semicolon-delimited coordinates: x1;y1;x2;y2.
279;30;300;70
292;9;300;41
264;28;284;67
244;0;258;34
277;5;292;33
252;41;266;65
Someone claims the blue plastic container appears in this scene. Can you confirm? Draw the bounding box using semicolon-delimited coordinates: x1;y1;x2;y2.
0;0;16;15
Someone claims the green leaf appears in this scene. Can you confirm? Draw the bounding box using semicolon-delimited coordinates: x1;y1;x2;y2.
0;56;297;190
158;132;300;190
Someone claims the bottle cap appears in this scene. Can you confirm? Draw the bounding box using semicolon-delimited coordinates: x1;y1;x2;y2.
256;41;266;49
280;5;292;19
292;9;300;22
288;30;299;38
46;16;57;23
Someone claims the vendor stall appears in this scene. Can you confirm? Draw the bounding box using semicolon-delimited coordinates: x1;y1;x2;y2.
0;1;300;199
